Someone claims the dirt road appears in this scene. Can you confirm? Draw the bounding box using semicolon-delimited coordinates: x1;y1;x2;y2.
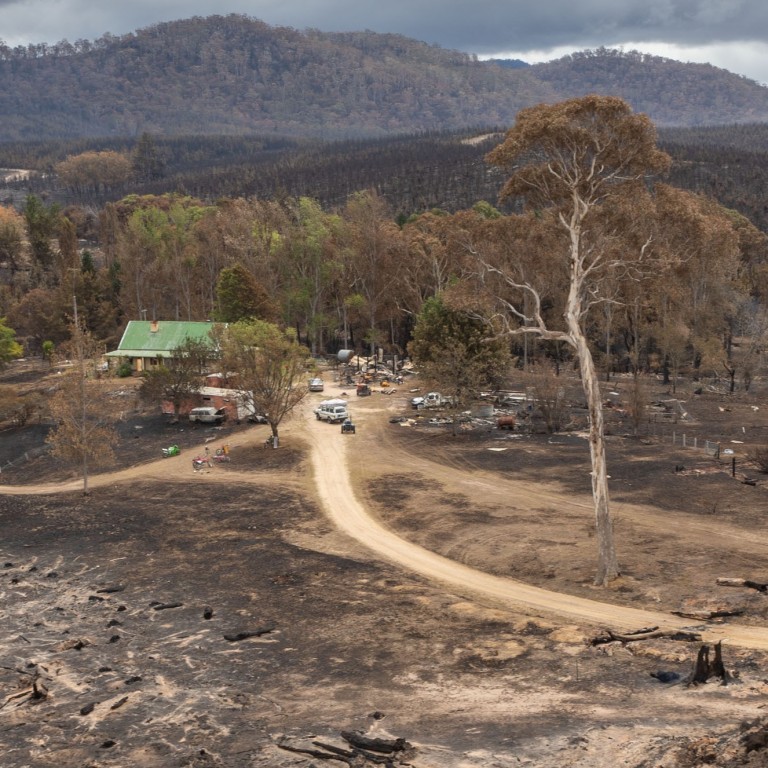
302;406;768;650
5;395;768;651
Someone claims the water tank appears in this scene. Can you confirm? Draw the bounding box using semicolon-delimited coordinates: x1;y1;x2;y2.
471;403;494;419
337;349;354;363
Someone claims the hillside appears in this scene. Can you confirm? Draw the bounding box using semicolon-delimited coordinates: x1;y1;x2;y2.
5;123;768;235
533;48;768;127
2;15;768;142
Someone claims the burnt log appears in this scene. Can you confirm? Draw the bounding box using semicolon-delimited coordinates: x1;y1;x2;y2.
312;741;355;758
151;602;184;611
311;738;397;765
277;740;352;764
340;730;412;754
716;577;768;593
591;627;701;645
223;626;275;642
672;608;744;620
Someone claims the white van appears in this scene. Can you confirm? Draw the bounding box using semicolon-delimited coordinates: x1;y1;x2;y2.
189;406;227;425
314;398;349;423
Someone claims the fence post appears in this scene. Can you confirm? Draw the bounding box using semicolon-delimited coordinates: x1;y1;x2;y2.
732;457;736;477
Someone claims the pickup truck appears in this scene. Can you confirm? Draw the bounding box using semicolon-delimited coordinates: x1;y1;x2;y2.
410;392;452;410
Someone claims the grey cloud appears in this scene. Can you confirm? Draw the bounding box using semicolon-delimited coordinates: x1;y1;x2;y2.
2;0;767;54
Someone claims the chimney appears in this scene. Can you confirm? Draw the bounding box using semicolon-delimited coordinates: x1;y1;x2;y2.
150;320;158;333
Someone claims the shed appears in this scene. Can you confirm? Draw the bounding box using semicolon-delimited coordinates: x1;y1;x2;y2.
161;386;255;422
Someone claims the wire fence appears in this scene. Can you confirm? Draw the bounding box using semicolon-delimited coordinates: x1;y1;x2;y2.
657;430;762;481
667;432;722;457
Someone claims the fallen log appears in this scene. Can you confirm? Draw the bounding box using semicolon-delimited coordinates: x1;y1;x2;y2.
716;577;768;593
223;626;275;642
277;740;351;764
0;672;48;709
151;602;184;611
0;687;34;710
312;741;355;758
591;628;702;646
340;730;412;754
325;740;396;765
110;696;129;711
672;608;744;620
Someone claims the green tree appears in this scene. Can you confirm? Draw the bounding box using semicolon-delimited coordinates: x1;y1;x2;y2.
215;263;277;323
42;340;54;366
339;190;404;361
278;197;340;354
139;336;215;419
0;317;23;368
408;295;510;431
7;288;70;353
218;320;310;447
23;194;60;278
0;205;26;275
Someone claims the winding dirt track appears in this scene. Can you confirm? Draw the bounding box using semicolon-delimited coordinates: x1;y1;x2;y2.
301;411;768;651
5;403;768;651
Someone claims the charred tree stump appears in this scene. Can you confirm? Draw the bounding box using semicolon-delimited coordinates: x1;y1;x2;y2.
685;641;731;686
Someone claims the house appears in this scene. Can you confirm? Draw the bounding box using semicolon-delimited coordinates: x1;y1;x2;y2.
105;320;218;372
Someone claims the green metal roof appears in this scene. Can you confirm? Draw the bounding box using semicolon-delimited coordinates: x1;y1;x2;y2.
109;321;218;356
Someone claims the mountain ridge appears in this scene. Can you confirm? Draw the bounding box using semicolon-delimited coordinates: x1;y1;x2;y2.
1;15;768;142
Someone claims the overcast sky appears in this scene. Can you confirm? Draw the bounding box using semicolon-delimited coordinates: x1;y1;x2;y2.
2;0;768;85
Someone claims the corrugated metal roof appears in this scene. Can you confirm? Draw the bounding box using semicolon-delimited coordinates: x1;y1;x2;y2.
112;321;218;355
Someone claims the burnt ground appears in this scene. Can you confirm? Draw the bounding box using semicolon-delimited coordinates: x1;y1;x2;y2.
4;361;768;766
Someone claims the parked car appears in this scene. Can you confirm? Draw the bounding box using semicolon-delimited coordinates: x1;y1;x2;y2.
314;398;349;423
188;406;227;425
308;377;325;392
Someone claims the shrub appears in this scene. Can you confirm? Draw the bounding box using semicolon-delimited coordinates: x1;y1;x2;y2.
116;361;133;378
751;446;768;474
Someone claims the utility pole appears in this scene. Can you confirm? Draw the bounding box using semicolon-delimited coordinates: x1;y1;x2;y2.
72;275;90;495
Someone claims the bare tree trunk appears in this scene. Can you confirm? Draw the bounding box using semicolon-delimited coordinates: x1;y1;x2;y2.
563;221;619;585
571;331;619;584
